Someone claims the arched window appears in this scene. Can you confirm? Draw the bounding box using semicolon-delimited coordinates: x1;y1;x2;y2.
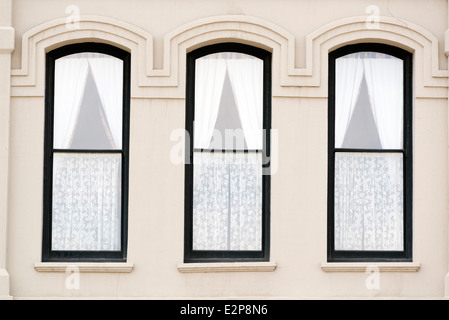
328;44;413;262
42;43;130;262
184;43;272;262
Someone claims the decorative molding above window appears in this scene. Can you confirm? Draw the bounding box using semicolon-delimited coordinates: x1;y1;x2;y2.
10;15;448;99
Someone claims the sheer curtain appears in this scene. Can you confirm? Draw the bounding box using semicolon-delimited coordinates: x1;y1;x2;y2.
335;56;364;148
51;53;123;251
193;152;262;250
194;58;227;149
52;153;122;251
334;53;404;251
88;57;124;149
334;152;403;250
226;58;263;150
363;57;403;149
192;54;264;251
53;58;89;149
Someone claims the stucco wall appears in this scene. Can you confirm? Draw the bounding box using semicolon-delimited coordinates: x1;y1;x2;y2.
2;0;448;299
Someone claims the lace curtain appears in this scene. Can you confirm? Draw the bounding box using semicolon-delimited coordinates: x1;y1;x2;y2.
192;53;264;251
334;52;404;251
192;152;262;250
334;153;403;251
51;53;124;251
51;153;122;251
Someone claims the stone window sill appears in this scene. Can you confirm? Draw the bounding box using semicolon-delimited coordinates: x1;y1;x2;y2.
321;261;421;272
177;261;277;273
34;262;134;273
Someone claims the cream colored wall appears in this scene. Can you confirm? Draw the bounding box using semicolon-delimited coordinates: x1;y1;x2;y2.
10;0;449;71
0;0;13;300
4;0;449;299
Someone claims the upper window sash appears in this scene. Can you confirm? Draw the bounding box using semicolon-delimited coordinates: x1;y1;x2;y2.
193;51;264;151
334;52;404;150
53;52;124;151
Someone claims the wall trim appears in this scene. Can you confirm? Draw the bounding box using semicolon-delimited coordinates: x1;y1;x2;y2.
177;261;277;273
321;262;421;272
10;14;448;98
34;262;134;273
0;27;14;53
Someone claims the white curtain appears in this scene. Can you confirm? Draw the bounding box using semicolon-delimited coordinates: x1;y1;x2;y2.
192;55;264;251
334;152;404;251
334;53;405;251
52;53;124;251
53;58;89;149
192;152;262;250
88;57;124;149
51;153;122;251
363;58;403;149
334;57;364;148
194;58;227;149
226;58;263;150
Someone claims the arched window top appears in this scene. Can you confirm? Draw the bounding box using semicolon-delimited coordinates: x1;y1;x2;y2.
43;42;130;262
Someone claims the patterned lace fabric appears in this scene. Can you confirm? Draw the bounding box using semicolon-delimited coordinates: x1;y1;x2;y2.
192;152;262;251
51;153;122;251
334;152;404;251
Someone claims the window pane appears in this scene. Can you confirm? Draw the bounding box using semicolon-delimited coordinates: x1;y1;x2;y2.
334;152;403;251
192;151;262;250
194;52;263;150
51;152;122;251
53;53;123;150
335;52;403;149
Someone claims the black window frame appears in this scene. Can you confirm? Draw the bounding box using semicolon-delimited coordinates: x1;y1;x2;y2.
184;42;272;263
328;43;413;262
42;42;131;262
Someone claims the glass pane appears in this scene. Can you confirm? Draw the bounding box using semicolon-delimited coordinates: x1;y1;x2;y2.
51;152;122;251
335;52;403;149
194;52;263;150
334;152;403;251
53;52;123;150
341;78;382;149
192;151;262;250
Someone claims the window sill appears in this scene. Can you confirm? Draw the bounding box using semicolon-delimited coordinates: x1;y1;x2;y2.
34;262;134;273
321;261;421;272
177;261;277;273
